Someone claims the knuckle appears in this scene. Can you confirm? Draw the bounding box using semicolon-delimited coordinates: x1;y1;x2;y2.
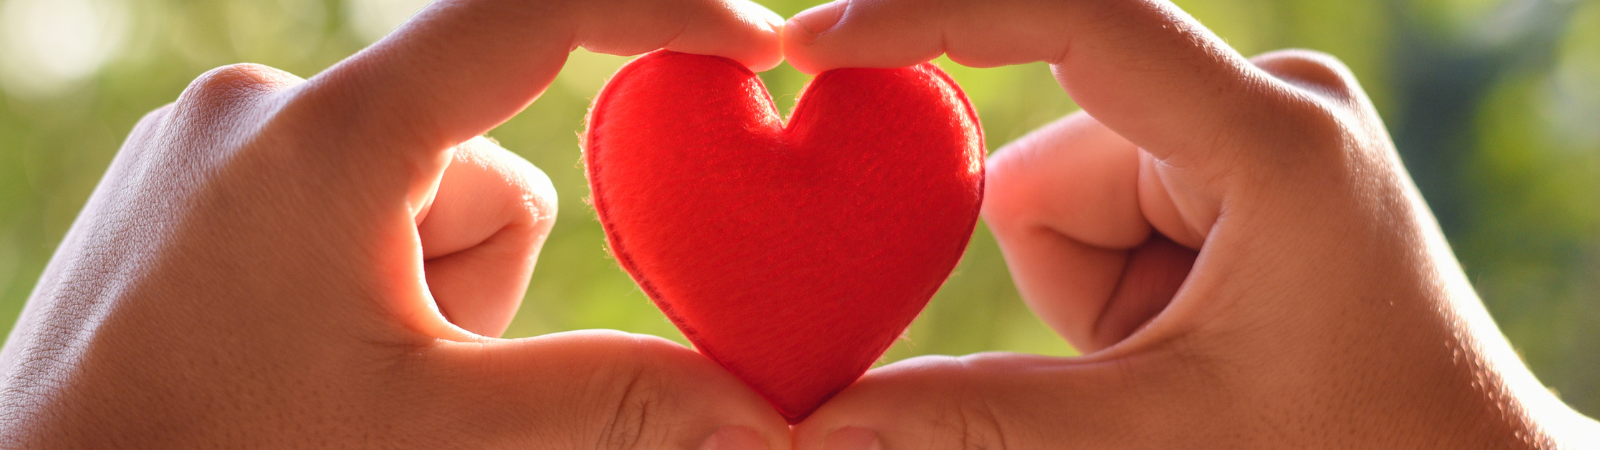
1249;96;1361;169
894;356;1011;450
952;361;1009;450
457;140;559;232
1238;52;1377;168
1253;49;1361;102
1282;95;1353;150
951;400;1008;450
159;63;309;166
176;63;297;111
498;149;559;228
592;337;675;450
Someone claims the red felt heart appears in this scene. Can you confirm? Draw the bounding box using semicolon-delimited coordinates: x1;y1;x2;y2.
583;51;984;423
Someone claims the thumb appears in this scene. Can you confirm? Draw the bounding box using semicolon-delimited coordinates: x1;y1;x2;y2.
791;353;1198;450
421;331;792;450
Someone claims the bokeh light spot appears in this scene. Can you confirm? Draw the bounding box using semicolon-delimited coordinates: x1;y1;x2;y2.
0;0;128;98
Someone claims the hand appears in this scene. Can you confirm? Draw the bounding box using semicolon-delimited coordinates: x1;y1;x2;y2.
782;0;1600;448
0;0;792;447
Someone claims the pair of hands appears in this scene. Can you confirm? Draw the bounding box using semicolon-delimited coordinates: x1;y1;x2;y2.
1;0;1594;447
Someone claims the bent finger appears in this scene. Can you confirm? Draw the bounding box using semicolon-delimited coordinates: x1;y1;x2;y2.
793;353;1211;450
983;111;1143;349
424;331;791;450
291;0;784;192
985;111;1200;352
417;137;557;337
255;0;782;340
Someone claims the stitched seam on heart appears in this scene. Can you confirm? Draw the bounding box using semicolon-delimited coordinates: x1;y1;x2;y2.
585;51;700;337
586;51;760;341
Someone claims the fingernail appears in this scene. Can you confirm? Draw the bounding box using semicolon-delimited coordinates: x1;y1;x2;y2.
790;1;847;45
822;427;881;450
700;426;768;450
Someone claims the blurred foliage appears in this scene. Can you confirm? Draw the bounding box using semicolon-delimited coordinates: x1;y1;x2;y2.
0;0;1596;415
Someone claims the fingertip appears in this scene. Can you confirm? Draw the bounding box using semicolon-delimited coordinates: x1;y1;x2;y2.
740;45;786;73
791;356;964;450
791;1;846;44
982;112;1152;249
725;0;787;71
487;140;558;230
780;20;820;74
781;1;847;74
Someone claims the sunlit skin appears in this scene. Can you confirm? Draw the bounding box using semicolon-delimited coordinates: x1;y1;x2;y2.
782;0;1600;449
0;0;1595;448
0;0;791;448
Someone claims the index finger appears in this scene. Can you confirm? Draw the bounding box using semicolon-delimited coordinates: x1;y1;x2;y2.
782;0;1305;167
290;0;783;171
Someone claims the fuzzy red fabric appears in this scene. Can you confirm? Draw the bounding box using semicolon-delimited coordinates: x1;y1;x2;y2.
583;51;985;423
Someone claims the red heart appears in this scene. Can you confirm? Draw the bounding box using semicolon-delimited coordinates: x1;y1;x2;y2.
583;51;984;423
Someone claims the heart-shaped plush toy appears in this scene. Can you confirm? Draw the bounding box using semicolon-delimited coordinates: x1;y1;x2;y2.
583;51;984;423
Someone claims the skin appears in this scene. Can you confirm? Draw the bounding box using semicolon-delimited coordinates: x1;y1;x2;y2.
1;0;1595;448
0;0;794;448
781;0;1600;449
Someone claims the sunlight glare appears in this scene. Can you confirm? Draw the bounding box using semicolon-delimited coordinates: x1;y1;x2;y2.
345;0;432;43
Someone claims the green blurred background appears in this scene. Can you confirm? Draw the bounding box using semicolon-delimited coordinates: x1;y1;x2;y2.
1;0;1596;415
